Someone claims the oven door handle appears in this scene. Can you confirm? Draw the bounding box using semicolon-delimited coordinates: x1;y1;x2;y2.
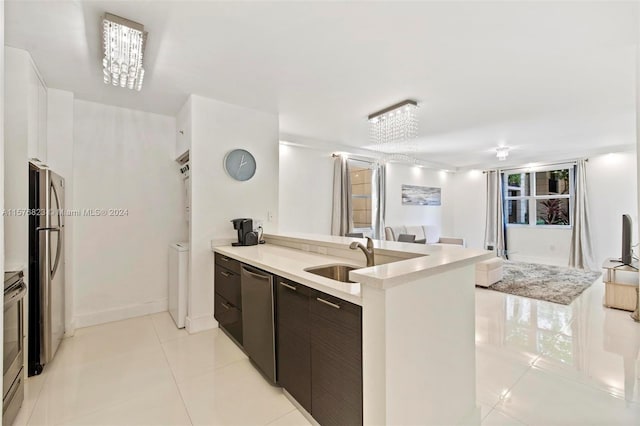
4;282;27;308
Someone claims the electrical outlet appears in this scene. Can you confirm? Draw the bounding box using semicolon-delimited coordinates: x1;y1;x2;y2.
267;211;274;222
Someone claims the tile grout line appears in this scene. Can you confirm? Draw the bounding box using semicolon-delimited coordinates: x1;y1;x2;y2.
22;335;77;425
526;315;640;405
484;353;541;425
159;344;196;426
172;356;250;387
483;406;529;426
264;407;299;425
21;370;50;425
151;314;196;426
51;316;183;425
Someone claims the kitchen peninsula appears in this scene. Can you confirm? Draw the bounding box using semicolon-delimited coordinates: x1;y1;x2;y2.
213;233;493;425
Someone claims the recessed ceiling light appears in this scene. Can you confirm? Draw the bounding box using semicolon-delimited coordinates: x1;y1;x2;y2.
102;13;148;91
496;146;510;161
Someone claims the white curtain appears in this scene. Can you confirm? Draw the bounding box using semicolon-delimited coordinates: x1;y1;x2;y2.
372;163;386;240
331;155;353;236
569;160;594;270
484;170;507;258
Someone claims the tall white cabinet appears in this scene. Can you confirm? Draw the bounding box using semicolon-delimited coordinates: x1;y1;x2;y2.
4;46;48;274
26;54;48;163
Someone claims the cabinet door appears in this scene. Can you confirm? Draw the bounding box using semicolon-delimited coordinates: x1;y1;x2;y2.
27;66;39;160
37;81;47;163
276;278;312;412
214;293;242;345
215;253;241;274
310;292;363;426
214;264;241;308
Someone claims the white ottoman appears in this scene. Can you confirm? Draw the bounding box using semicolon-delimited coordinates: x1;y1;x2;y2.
476;257;503;287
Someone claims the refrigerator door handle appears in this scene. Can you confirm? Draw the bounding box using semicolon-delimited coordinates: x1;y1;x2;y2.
50;231;62;280
51;180;63;227
49;179;62;279
35;228;61;279
49;179;63;280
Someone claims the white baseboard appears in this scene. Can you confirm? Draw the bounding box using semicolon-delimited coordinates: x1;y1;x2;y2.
74;298;168;329
64;318;77;337
185;313;218;334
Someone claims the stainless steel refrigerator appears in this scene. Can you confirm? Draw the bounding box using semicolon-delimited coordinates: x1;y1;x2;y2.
28;162;65;376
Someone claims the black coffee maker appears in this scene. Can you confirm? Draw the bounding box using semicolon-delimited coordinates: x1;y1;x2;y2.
231;218;259;246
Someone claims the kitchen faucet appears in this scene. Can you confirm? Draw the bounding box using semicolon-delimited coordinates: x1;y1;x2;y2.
349;237;375;267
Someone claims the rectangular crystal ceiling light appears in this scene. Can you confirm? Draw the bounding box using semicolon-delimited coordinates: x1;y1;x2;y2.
368;99;418;147
102;13;147;91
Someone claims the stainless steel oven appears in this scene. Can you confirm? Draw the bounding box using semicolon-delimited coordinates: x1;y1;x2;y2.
4;271;26;426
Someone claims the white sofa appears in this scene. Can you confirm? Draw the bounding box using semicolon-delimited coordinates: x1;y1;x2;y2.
384;225;465;247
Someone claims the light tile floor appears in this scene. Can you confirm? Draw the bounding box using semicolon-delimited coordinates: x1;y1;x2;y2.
12;281;640;425
14;313;301;426
476;281;640;425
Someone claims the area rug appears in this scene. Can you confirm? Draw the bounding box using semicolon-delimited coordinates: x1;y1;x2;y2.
488;261;601;305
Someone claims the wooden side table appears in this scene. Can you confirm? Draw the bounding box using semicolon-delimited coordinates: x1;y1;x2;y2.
602;258;639;312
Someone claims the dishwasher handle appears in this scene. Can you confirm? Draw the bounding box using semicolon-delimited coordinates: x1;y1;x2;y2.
240;265;271;281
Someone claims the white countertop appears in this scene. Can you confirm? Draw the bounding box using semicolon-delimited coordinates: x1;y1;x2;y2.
214;244;365;305
266;233;493;288
213;233;494;302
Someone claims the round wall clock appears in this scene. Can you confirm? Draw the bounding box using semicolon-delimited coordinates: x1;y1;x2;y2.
224;149;257;181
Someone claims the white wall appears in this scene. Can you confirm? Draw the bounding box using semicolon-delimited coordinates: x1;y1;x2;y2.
47;88;75;332
188;95;279;332
279;144;333;234
175;99;191;160
587;152;638;266
506;227;572;266
72;100;183;327
450;151;638;267
278;145;457;239
450;169;486;249
385;163;453;237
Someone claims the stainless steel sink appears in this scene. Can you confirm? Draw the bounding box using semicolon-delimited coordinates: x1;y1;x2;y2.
304;264;358;283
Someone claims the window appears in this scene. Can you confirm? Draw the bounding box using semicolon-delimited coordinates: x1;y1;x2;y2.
348;159;374;233
504;166;573;227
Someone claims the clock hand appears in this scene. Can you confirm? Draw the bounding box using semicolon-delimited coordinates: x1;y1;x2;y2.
236;154;247;175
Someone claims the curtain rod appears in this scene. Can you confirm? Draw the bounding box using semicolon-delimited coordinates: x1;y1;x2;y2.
331;153;379;164
482;158;587;174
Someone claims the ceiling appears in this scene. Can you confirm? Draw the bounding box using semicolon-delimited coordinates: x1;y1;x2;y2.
5;1;638;170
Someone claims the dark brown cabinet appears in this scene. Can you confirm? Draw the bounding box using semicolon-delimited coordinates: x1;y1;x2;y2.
214;254;243;345
310;292;362;426
276;277;362;426
276;278;313;412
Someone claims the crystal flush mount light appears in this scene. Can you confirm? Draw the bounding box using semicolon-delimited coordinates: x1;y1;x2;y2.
496;146;510;161
102;13;147;91
368;100;418;147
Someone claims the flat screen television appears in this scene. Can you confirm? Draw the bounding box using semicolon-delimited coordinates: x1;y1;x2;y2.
622;214;633;265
